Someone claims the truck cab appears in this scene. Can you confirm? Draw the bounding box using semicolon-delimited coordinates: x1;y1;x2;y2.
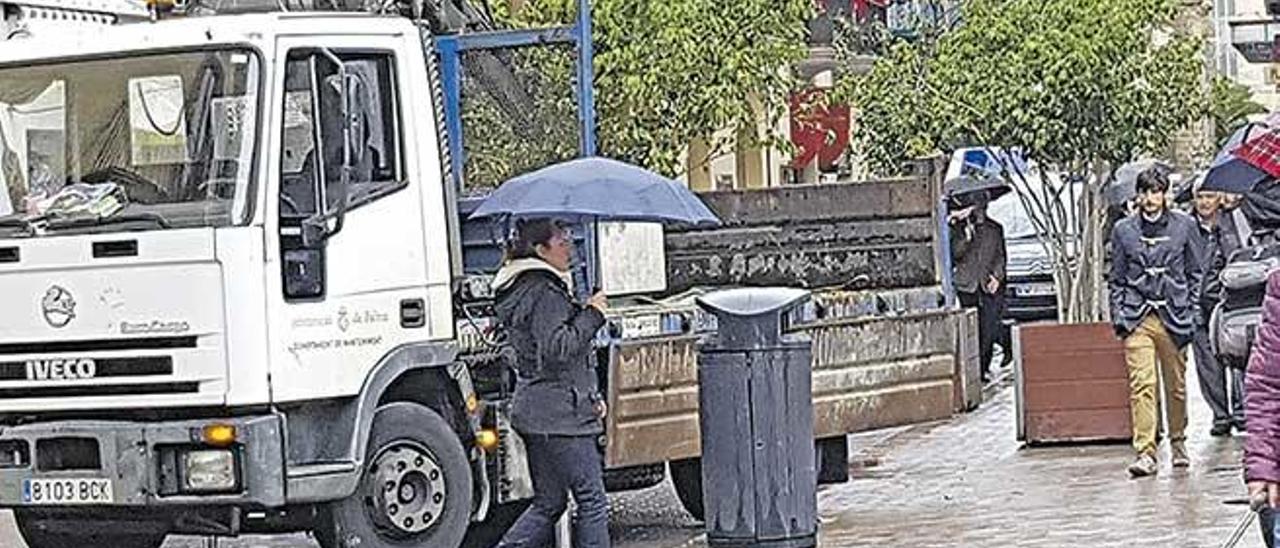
0;12;487;548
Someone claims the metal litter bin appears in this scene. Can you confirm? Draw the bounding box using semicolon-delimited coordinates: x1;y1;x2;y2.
695;288;817;548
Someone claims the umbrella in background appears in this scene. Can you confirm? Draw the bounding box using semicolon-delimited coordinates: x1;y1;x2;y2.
943;171;1011;207
1200;116;1280;194
1174;172;1202;204
1104;159;1173;207
1235;125;1280;180
469;157;721;227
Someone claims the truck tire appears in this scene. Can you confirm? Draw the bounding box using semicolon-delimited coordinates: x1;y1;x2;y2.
316;402;473;548
14;511;166;548
668;458;704;521
604;463;667;492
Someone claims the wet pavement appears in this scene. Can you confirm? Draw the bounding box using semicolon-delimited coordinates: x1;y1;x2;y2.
817;376;1262;548
0;362;1265;547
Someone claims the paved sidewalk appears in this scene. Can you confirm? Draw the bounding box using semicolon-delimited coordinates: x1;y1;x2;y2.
817;372;1261;547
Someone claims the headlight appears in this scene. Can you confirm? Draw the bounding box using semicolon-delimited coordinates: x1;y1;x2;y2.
181;449;238;493
1220;258;1280;290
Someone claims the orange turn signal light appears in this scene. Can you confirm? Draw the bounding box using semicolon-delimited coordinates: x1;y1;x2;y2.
475;429;499;451
202;424;237;447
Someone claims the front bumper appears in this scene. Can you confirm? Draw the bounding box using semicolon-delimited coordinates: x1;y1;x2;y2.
0;414;284;507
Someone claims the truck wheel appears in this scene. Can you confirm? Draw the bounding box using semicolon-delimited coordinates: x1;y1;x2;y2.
668;458;704;521
317;402;473;548
14;512;166;548
604;463;667;492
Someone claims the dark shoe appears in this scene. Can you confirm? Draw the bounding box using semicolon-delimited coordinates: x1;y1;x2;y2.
1210;423;1232;437
1234;419;1248;433
1128;453;1157;478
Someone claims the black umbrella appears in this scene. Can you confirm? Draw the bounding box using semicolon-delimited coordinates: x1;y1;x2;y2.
1104;159;1173;207
944;172;1011;207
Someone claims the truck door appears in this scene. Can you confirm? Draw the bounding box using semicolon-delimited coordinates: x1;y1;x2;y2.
265;37;433;403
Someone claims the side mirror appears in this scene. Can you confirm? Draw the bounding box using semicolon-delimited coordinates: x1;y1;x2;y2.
297;48;358;248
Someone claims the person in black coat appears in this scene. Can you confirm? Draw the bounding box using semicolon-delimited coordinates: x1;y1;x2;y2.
948;190;1007;382
1189;187;1246;436
495;218;611;548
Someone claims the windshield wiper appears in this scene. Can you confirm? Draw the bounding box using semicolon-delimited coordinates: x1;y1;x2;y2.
41;211;171;231
0;217;34;236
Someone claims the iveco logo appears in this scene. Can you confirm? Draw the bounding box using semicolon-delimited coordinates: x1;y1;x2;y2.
40;286;76;328
24;359;96;381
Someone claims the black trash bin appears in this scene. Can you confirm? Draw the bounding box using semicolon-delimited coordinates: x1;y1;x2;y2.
695;287;817;548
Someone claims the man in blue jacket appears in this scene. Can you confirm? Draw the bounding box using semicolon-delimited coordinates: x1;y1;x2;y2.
1109;169;1204;478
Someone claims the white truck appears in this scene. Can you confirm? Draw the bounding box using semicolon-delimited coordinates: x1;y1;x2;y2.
0;1;606;546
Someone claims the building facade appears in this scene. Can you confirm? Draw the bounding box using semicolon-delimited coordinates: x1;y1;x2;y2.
1215;0;1280;110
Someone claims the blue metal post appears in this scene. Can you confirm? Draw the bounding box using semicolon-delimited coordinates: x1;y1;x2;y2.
436;35;466;193
938;197;957;308
575;0;597;157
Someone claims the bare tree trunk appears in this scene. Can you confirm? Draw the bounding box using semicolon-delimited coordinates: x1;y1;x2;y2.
1089;159;1112;323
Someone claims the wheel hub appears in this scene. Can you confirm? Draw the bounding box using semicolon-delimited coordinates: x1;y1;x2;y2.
369;443;447;536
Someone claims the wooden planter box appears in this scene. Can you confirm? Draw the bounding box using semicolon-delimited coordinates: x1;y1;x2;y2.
1014;322;1132;444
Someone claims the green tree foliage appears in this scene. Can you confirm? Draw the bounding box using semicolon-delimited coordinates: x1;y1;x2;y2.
466;0;812;184
457;45;582;192
840;0;1203;322
1208;75;1266;149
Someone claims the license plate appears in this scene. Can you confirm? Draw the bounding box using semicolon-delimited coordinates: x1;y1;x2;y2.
1014;282;1055;297
22;478;113;505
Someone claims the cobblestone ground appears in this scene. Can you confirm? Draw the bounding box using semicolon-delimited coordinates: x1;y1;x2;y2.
0;361;1265;547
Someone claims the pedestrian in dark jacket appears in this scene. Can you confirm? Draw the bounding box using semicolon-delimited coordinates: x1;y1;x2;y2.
1245;270;1280;548
1109;169;1204;478
494;218;611;548
1190;188;1246;436
949;190;1007;382
1221;192;1252;254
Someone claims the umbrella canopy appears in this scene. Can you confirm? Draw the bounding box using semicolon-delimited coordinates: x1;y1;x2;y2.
1104;159;1173;207
1174;172;1201;204
468;157;721;227
943;172;1010;205
1201;118;1280;194
1237;126;1280;178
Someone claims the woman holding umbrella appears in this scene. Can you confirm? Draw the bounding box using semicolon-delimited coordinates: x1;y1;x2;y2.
494;218;612;548
471;156;720;547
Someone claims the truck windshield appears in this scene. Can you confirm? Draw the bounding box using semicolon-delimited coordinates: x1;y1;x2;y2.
0;48;260;236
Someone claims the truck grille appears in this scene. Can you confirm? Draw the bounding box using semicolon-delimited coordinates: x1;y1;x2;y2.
0;357;172;380
0;382;199;399
0;338;203;401
0;336;197;355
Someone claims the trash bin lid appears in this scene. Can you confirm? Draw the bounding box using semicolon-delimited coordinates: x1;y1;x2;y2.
695;287;811;318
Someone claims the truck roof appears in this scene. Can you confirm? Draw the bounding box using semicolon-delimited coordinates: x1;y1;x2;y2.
0;12;418;66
